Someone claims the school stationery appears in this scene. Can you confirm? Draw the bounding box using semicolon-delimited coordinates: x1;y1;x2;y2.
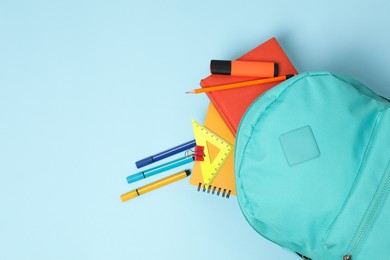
127;156;194;184
120;169;191;202
190;103;236;197
201;37;297;135
235;72;390;259
191;119;233;190
135;140;196;168
210;60;277;77
186;74;295;94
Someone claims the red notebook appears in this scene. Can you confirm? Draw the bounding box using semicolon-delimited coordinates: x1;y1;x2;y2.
200;37;298;136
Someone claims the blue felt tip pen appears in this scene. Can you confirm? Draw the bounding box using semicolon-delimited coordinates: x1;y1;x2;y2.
127;156;194;184
135;140;196;168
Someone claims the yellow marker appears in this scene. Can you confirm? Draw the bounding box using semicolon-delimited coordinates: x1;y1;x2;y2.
120;169;191;202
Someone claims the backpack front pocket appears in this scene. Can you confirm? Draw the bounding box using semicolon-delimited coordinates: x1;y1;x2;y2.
345;161;390;259
323;110;390;259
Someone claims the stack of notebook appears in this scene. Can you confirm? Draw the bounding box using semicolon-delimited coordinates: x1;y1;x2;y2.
190;37;298;196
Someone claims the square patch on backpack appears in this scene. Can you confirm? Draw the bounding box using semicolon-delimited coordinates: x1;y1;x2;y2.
279;125;320;166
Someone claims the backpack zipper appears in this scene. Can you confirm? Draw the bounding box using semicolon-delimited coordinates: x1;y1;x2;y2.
344;160;390;259
343;254;352;260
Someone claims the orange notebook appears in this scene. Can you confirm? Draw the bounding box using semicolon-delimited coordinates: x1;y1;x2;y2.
190;102;236;197
201;37;298;136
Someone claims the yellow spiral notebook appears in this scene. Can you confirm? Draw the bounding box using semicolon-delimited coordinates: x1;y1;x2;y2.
190;102;236;197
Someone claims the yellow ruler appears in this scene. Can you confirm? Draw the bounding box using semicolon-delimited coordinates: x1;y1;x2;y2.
192;120;233;188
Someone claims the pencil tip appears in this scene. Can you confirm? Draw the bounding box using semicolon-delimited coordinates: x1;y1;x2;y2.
185;90;194;94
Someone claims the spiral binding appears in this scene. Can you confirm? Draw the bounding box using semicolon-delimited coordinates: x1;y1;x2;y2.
191;145;230;198
197;182;231;198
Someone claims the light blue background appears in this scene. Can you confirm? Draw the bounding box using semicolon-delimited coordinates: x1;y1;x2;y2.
1;1;389;259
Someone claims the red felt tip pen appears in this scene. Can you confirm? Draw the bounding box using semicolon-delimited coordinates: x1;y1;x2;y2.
210;60;278;78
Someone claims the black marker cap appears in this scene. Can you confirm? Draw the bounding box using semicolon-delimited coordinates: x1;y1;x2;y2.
210;60;231;75
274;63;279;77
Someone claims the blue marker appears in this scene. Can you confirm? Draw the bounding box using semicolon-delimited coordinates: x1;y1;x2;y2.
127;156;194;184
135;140;196;168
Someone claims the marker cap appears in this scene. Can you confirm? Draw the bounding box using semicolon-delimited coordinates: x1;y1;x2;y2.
120;190;139;202
135;157;154;169
210;60;231;75
126;173;145;184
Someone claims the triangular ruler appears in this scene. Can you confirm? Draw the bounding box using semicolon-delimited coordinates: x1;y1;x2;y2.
192;120;233;188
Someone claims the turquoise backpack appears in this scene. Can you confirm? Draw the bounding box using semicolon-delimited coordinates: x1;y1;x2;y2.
235;72;390;259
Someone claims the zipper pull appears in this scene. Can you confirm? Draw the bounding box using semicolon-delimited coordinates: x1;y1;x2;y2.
343;254;352;260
